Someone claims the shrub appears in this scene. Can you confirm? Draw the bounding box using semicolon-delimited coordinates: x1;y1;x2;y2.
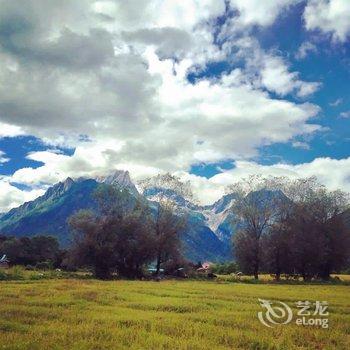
10;265;25;279
0;270;8;280
36;261;52;270
211;262;239;275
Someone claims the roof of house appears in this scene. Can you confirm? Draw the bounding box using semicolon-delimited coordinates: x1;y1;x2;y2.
0;254;9;263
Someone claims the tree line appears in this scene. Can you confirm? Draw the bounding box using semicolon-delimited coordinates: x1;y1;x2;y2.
0;185;186;279
0;235;62;269
231;176;350;281
1;176;349;281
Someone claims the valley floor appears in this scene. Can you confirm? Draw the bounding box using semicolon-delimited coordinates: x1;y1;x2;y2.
0;279;349;349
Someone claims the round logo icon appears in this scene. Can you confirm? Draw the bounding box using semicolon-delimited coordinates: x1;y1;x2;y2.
258;298;293;327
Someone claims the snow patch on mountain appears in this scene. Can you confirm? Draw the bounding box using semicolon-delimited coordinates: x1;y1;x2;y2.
199;195;236;241
138;174;193;202
140;174;237;243
201;208;229;234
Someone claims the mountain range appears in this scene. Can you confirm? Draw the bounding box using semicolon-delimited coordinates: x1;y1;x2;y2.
0;171;235;262
1;171;349;262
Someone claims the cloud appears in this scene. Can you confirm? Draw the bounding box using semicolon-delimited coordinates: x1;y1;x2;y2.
186;157;350;204
0;122;25;138
330;98;343;107
340;111;350;119
295;41;317;60
0;17;322;171
0;178;44;212
0;0;335;211
0;150;9;164
292;141;310;150
260;55;321;97
304;0;350;42
229;0;300;27
4;153;350;208
122;27;193;59
218;37;321;98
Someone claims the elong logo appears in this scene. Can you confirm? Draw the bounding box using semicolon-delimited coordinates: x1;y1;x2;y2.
258;299;329;329
258;299;293;327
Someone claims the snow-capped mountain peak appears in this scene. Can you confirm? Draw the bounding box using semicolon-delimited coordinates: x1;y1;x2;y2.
138;173;194;202
96;170;138;194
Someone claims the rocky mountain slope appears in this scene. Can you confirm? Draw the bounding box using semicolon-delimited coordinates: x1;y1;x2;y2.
0;178;99;246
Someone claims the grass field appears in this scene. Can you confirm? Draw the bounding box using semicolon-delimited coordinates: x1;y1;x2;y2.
0;279;349;350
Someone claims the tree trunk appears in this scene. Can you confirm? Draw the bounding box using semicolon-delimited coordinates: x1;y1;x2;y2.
275;253;281;281
155;253;162;275
320;267;331;281
322;273;330;281
253;258;259;280
254;264;259;280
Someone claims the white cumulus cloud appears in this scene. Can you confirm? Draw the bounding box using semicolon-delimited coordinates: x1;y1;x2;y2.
304;0;350;42
0;0;345;211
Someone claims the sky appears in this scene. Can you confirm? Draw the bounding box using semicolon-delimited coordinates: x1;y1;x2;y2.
0;0;349;210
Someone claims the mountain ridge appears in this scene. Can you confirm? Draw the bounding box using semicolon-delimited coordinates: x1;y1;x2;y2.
0;171;235;262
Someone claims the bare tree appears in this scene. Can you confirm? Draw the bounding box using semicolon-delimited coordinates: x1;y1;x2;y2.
139;173;192;275
233;176;350;281
285;182;350;280
154;197;186;275
230;176;286;279
262;201;294;280
68;185;157;279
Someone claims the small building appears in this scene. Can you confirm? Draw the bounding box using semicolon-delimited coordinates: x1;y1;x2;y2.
202;262;211;269
197;261;212;272
0;254;9;269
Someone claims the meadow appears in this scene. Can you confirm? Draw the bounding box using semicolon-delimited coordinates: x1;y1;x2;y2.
0;277;349;350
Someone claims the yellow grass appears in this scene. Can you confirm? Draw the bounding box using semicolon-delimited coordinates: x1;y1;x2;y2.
217;273;350;283
0;279;349;349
